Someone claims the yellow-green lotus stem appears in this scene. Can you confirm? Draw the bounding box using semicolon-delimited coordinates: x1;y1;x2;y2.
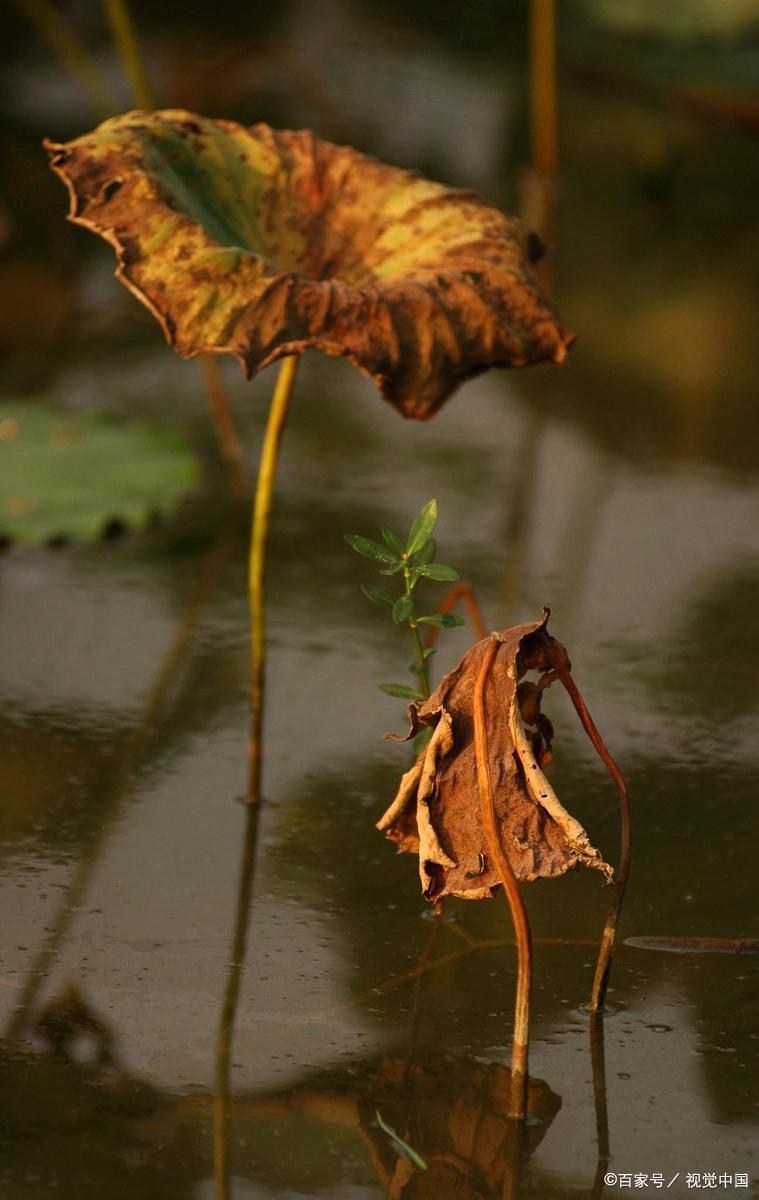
247;355;299;803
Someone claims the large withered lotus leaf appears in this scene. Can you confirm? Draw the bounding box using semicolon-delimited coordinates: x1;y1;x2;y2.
378;612;612;901
45;109;573;419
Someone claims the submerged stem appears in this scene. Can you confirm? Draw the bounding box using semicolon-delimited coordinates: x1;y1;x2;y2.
247;355;299;803
540;635;632;1012
473;635;532;1119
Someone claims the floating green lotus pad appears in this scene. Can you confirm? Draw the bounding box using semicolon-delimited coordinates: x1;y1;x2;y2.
0;402;198;544
46;110;573;419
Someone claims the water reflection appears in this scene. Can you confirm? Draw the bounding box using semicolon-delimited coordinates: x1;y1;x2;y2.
3;2;759;1194
3;526;234;1044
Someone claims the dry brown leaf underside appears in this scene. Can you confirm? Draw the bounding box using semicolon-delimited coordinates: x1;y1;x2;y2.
378;611;612;901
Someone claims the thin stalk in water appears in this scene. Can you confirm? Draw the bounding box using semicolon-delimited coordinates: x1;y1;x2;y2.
213;804;258;1200
473;635;532;1120
213;357;298;1193
539;635;631;1012
590;1010;611;1200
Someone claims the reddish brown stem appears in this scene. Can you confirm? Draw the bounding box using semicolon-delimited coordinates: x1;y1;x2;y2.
539;634;631;1012
474;635;531;1119
421;580;488;656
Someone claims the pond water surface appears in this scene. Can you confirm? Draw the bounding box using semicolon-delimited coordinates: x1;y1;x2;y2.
1;5;758;1198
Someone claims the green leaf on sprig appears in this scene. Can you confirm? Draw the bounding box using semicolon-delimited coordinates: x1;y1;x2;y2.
381;526;404;557
413;726;434;753
361;583;394;608
344;534;396;563
416;612;466;628
379;683;425;700
378;559;405;575
417;562;459;581
406;498;437;556
392;594;413;624
408;649;436;674
410;536;437;566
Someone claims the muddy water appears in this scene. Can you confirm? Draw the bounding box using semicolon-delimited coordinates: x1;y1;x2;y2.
2;6;759;1198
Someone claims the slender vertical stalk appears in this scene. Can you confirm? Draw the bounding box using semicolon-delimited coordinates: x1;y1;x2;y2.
590;1010;611;1199
404;562;432;698
473;635;532;1119
539;635;631;1012
213;358;298;1193
529;0;558;179
13;0;116;118
526;0;559;293
247;355;299;803
103;0;154;109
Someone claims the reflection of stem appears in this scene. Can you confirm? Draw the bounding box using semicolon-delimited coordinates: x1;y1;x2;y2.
199;356;250;501
539;637;632;1013
474;636;531;1120
408;919;442;1055
247;355;299;803
502;1114;527;1200
4;528;233;1040
213;804;259;1200
590;1011;610;1200
103;0;154;108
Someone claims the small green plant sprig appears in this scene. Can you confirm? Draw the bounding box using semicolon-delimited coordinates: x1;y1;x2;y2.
345;499;465;704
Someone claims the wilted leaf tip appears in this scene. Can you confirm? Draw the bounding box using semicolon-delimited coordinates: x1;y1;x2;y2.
45;109;573;419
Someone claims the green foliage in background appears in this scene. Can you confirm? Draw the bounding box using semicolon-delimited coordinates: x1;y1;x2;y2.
0;401;199;545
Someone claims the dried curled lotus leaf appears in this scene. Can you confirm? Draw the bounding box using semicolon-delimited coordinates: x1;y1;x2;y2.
378;613;612;901
45;109;573;419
